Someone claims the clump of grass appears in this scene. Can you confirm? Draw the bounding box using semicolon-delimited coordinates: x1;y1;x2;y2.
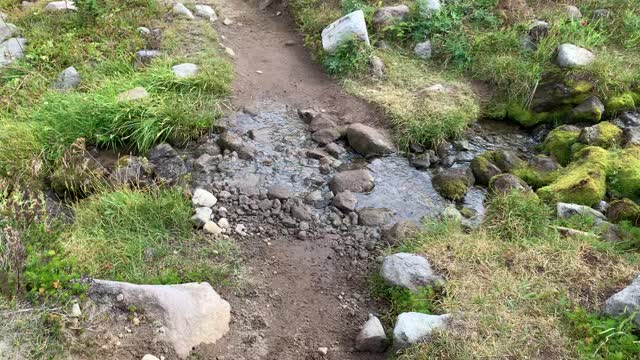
322;37;372;76
62;188;239;286
393;192;639;358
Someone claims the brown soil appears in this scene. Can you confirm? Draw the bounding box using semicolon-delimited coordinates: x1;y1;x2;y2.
215;0;384;127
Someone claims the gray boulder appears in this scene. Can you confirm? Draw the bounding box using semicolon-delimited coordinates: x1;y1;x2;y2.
604;275;640;326
44;1;77;11
332;191;357;212
488;173;531;195
329;169;375;193
148;143;188;184
172;3;195;19
393;312;450;349
565;5;582;20
172;63;198;78
557;202;606;220
346;123;394;157
613;112;640;129
528;20;550;42
53;66;80;90
217;132;256;160
623;127;640;148
0;37;26;66
372;5;409;28
321;10;370;54
358;207;395;226
556;43;595;68
381;253;443;292
194;4;217;21
88;279;230;358
355;315;387;353
0;23;17;43
414;40;432;59
109;155;152;185
470;155;502;186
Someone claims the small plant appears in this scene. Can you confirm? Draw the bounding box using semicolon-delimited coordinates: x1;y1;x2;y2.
484;191;554;243
322;37;372;76
566;307;640;359
369;273;443;324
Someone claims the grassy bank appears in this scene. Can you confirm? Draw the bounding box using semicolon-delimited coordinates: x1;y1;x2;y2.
377;192;640;358
290;0;640;146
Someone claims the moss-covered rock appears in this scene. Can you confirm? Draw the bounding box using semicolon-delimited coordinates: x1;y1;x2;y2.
606;198;640;225
492;150;526;172
489;173;532;195
49;139;107;198
577;121;623;148
568;96;604;123
512;155;562;189
537;146;610;206
542;125;581;165
606;92;637;115
470;152;502;186
432;167;475;200
609;146;640;199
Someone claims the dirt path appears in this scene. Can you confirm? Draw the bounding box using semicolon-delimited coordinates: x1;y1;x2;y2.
191;1;388;359
214;0;383;126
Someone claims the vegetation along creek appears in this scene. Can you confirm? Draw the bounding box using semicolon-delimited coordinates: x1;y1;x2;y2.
1;0;640;359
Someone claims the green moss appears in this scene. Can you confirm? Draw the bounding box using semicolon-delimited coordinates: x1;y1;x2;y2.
607;199;640;225
537;147;611;206
586;122;623;148
435;180;470;201
512;165;561;189
504;103;569;127
542;126;581;166
470;152;502;186
609;146;640;199
606;93;636;114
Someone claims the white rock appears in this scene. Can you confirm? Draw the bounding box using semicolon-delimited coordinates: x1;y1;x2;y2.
138;26;151;35
89;280;230;358
317;347;328;356
321;10;370;54
53;66;80;90
381;253;443;292
557;202;606;221
556;43;595;68
222;17;233;25
414;40;432;59
604;275;640;326
194;4;217;21
117;87;149;102
0;37;26;67
191;207;213;228
224;47;235;57
217;218;230;229
70;303;82;317
355;315;387;352
172;3;194;19
44;1;77;12
192;188;217;207
172;63;198;79
235;224;246;235
393;312;450;349
203;221;223;235
141;355;159;360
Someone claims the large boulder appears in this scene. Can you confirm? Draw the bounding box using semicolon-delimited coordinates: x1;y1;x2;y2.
537;146;609;206
556;43;595;68
88;279;230;358
393;312;450;350
148;143;188;184
542;125;581;166
372;5;409;28
321;10;370;54
329;169;375;193
52;66;80;90
569;96;605;123
355;315;387;353
578;121;622;148
380;253;443;292
346;123;394;157
432;167;475;200
604;275;640;327
488;174;531;195
0;37;26;67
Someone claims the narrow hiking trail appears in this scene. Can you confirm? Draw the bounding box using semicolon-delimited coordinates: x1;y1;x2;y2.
194;1;388;359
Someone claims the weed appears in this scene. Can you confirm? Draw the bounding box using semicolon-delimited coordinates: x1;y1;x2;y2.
322;37;372;76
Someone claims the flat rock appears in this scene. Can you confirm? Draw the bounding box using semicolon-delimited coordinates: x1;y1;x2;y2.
0;38;26;66
44;1;77;11
89;279;230;358
135;49;162;65
556;43;595;68
393;312;450;350
192;188;217;207
358;207;395;226
312;128;342;145
557;202;606;220
329;169;374;194
604;275;640;326
117;87;149;102
194;4;217;21
355;315;387;353
172;63;198;78
321;10;370;54
53;66;80;90
332;191;357;212
381;253;443;292
172;3;195;19
346;123;394;157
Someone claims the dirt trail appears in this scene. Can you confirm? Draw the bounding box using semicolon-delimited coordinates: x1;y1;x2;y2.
194;1;388;359
214;0;383;126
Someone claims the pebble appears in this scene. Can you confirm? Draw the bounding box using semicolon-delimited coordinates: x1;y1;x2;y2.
225;47;235;57
317;347;328;356
223;17;233;25
71;303;82;317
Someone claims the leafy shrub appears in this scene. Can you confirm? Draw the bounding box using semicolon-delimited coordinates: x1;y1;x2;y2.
322;37;372;76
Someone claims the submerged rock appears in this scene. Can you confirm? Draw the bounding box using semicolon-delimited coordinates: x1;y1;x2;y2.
380;253;443;292
329;169;375;194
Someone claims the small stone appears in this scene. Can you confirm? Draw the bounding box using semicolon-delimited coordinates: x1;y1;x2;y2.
70;303;82;317
592;9;610;20
132;317;140;326
291;205;313;221
191;207;213;228
172;3;195;19
204;221;223;235
381;253;443;292
172;63;198;79
267;185;292;200
235;224;247;235
393;312;451;350
556;43;595;68
138;26;151;35
224;47;235;57
218;218;230;229
414;40;432;59
116;293;124;302
329;169;375;194
332;191;357;212
192;188;218;207
141;355;160;360
317;347;328;356
52;66;80;90
370;56;385;77
564;5;582;20
223;17;233;25
355;315;386;352
117;87;149;102
135;50;162;65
